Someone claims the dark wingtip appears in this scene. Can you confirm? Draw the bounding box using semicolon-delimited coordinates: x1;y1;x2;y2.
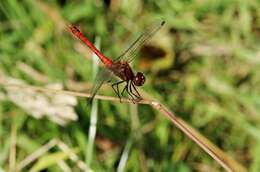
161;20;166;26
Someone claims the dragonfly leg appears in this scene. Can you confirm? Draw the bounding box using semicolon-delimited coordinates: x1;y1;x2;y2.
121;84;127;97
128;81;142;103
130;81;142;99
121;82;137;103
112;80;125;102
129;81;140;99
125;81;136;103
129;82;141;103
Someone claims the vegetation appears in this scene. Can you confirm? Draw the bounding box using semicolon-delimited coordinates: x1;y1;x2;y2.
0;0;260;171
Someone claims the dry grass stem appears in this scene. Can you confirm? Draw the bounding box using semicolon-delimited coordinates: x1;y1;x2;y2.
17;139;58;170
17;139;93;172
151;102;246;172
1;83;152;105
57;160;71;172
57;140;91;171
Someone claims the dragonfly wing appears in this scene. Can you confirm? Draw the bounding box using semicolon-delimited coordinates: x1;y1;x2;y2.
115;20;165;63
88;67;113;104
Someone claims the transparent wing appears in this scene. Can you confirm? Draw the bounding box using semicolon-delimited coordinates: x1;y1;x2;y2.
115;20;165;63
88;67;113;104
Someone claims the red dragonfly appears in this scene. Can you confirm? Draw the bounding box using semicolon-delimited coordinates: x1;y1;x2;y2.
69;21;165;103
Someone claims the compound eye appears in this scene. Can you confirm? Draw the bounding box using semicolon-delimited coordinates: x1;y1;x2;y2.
134;72;145;86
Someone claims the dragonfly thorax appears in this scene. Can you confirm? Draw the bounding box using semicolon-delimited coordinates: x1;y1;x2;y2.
110;61;135;81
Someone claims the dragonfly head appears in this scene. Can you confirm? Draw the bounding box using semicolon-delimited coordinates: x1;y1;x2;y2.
133;72;145;86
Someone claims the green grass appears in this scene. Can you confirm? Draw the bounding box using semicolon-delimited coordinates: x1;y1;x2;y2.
0;0;260;171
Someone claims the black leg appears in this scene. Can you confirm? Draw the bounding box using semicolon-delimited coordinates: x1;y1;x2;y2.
121;84;127;97
125;81;136;103
129;82;140;99
129;82;142;103
129;81;140;99
131;82;142;99
112;80;124;102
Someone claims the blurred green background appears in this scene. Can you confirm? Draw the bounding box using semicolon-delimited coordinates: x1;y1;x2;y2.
0;0;260;171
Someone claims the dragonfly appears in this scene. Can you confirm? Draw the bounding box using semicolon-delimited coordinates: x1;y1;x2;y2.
68;20;165;103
